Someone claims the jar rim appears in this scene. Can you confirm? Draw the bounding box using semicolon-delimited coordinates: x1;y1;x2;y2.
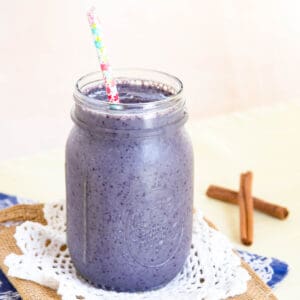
73;68;184;114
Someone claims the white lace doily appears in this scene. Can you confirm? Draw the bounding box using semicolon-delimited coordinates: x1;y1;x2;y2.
4;202;250;300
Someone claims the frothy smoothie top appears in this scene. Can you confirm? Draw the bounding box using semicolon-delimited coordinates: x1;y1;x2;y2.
84;81;174;104
73;80;186;134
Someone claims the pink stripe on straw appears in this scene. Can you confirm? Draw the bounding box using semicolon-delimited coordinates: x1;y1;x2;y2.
87;6;120;103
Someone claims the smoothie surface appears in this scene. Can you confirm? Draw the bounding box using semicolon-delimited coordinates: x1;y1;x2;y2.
85;82;174;104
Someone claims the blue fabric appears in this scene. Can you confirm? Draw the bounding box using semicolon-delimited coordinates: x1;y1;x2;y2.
0;269;20;299
0;193;21;299
268;257;289;288
238;250;289;288
0;193;18;208
0;192;289;299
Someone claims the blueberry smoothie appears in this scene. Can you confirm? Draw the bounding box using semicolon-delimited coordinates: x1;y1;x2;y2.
66;69;194;292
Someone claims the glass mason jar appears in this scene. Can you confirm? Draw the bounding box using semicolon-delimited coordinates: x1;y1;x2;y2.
66;69;194;292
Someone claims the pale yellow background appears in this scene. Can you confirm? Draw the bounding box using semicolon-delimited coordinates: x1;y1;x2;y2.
2;0;300;159
1;0;300;299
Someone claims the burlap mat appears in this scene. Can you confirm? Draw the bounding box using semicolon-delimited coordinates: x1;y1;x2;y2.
0;205;277;300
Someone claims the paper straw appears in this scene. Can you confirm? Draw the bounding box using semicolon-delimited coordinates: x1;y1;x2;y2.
87;6;120;103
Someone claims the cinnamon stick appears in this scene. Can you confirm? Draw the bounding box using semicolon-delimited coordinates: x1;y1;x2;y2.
206;185;289;220
238;172;254;246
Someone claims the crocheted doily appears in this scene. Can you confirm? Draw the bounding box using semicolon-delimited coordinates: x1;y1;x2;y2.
5;202;250;300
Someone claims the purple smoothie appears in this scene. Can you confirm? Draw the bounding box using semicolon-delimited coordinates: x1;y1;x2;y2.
66;71;194;292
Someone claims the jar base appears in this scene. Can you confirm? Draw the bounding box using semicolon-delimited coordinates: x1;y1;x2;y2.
75;267;180;293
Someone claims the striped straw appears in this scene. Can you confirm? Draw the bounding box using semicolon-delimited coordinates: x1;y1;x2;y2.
86;6;120;103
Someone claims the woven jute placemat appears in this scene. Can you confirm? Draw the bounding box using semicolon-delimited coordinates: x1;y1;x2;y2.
0;205;277;300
